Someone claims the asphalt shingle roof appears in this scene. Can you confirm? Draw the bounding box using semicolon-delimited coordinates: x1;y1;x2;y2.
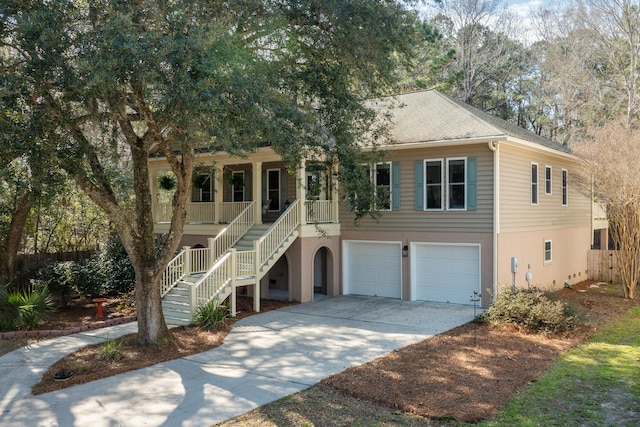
372;90;569;153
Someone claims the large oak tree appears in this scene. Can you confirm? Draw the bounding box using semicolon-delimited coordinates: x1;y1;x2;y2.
1;0;421;344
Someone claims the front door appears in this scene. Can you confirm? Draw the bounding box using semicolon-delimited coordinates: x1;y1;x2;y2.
267;169;280;211
232;171;245;202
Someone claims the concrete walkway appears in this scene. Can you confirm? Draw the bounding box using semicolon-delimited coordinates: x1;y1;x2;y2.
0;295;477;427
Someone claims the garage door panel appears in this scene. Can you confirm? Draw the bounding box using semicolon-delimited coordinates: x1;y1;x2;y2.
413;243;480;305
344;241;401;299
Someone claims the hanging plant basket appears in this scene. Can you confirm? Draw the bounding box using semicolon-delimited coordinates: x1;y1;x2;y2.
227;174;244;188
192;174;209;189
158;173;177;191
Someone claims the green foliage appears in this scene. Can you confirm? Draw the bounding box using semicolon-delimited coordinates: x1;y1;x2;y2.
157;173;177;191
194;300;228;331
0;283;54;330
37;231;135;299
481;287;583;334
101;336;125;362
37;260;104;300
98;231;136;296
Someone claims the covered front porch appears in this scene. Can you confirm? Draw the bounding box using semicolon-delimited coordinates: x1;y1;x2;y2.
150;155;340;230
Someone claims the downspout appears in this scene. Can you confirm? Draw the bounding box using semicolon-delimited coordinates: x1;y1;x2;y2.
488;141;499;300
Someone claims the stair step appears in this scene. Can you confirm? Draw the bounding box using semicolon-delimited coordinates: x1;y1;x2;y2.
164;315;191;326
162;299;191;308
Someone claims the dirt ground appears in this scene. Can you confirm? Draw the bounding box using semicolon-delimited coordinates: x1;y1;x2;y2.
2;280;637;424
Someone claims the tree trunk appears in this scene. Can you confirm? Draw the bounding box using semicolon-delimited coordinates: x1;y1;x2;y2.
134;266;171;345
0;192;31;285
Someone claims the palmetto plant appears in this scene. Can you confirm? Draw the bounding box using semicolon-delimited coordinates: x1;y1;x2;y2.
0;284;54;330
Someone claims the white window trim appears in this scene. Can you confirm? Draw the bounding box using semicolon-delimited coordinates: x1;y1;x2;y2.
545;165;552;195
446;157;467;211
373;162;392;211
562;168;568;206
423;158;444;211
544;240;552;263
531;162;539;206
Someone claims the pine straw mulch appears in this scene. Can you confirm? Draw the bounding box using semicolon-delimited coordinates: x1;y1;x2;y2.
31;296;295;395
319;280;637;424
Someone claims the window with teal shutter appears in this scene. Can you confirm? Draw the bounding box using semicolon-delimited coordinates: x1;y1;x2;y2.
415;161;424;210
467;157;477;210
392;162;400;211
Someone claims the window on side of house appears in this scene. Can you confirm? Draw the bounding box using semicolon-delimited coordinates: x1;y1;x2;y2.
531;163;539;205
544;240;552;262
545;165;552;195
424;159;443;210
562;169;568;206
447;158;466;210
374;162;392;211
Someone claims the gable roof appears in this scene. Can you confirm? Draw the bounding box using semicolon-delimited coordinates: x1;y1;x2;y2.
373;90;569;153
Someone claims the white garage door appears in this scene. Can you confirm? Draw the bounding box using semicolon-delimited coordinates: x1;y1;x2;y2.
343;241;401;299
412;243;480;305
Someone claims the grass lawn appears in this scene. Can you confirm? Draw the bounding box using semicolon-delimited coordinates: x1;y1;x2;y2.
479;306;640;427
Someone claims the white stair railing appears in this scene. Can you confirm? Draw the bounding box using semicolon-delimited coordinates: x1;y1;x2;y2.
210;201;255;261
255;199;300;270
161;249;187;297
192;251;234;308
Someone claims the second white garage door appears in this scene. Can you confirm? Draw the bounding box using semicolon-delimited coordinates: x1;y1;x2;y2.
343;241;402;299
411;243;480;305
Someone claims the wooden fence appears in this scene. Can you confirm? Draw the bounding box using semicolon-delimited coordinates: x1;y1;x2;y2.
587;250;620;283
12;250;97;287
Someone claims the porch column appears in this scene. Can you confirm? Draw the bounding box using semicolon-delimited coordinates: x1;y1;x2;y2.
296;159;307;224
214;168;222;224
150;169;159;222
253;161;262;224
331;163;339;223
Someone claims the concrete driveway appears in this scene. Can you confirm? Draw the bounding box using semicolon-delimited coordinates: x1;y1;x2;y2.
0;295;477;427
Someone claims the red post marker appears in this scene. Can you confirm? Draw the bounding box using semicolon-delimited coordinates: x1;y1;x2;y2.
92;298;107;319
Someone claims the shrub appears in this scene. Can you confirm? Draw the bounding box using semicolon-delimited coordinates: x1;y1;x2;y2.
38;260;104;301
99;231;135;296
0;283;54;330
481;287;583;334
194;300;228;330
36;231;135;300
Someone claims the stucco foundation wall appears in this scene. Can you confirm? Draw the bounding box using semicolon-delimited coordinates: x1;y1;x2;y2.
497;226;591;291
340;230;493;307
286;235;341;303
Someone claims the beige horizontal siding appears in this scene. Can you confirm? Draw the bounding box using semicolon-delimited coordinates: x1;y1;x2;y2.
498;144;591;233
340;144;494;233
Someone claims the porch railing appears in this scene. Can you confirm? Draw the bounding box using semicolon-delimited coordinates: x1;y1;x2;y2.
154;202;216;223
155;201;255;224
220;201;252;223
255;199;300;269
305;200;336;223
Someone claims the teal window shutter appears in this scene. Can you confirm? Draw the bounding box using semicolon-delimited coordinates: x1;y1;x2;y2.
415;161;424;210
467;157;477;210
392;162;400;211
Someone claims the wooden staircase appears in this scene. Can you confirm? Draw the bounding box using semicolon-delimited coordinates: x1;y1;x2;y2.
161;200;300;326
